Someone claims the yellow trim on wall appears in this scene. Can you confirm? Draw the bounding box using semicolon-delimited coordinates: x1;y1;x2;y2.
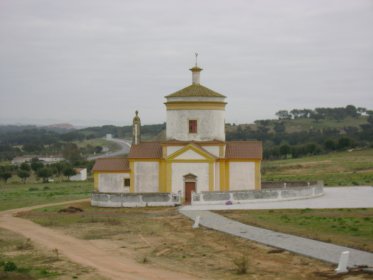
166;143;216;161
165;102;226;111
225;161;230;191
166;162;172;192
159;160;166;192
209;162;214;191
219;160;226;191
255;160;261;190
93;172;99;191
129;161;135;193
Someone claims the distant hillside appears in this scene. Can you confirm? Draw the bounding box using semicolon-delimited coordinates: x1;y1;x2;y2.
0;105;372;161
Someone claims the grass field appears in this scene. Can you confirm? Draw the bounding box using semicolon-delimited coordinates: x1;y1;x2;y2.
218;209;373;252
0;228;102;280
0;181;92;211
17;202;356;280
262;148;373;186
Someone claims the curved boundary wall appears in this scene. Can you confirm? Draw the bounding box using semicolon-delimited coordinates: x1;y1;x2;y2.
191;184;324;206
91;192;181;208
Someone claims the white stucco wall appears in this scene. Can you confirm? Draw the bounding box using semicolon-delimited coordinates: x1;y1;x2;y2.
174;149;205;160
134;162;159;192
229;162;255;190
201;145;220;157
171;162;209;195
166;110;225;141
166;146;184;156
99;173;130;193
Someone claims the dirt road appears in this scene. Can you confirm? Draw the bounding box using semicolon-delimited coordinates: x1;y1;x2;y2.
0;199;197;280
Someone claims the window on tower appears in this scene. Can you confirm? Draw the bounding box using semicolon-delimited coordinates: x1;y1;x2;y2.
189;120;197;133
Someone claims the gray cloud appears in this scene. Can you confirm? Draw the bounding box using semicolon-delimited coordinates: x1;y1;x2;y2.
0;0;372;126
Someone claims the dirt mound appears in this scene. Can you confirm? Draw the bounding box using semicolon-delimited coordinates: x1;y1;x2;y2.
58;206;83;214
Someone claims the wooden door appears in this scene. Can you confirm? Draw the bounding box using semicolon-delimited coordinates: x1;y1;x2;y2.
184;182;196;204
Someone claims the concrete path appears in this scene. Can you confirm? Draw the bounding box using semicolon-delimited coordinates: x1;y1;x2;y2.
180;186;373;211
180;210;373;269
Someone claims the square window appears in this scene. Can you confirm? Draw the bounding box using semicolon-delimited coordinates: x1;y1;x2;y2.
189;120;197;133
124;178;130;187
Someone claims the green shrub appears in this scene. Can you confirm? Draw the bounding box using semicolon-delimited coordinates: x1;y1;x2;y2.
3;261;17;272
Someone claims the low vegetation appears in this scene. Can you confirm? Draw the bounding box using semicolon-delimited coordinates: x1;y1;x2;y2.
262;148;373;186
18;202;373;279
0;228;102;279
0;181;91;211
218;208;373;252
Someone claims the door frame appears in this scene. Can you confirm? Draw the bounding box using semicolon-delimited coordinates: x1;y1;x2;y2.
183;173;197;204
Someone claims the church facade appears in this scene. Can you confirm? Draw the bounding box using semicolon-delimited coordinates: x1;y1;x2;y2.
92;64;262;203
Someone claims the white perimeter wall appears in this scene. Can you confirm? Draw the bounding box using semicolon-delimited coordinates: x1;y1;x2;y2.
134;162;159;192
166;110;225;141
229;162;255;190
99;173;130;193
70;169;87;181
171;162;209;195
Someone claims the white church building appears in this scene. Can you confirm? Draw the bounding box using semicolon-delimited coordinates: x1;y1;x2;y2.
92;63;262;204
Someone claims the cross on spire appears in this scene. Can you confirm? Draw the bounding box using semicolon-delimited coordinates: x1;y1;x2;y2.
195;52;198;66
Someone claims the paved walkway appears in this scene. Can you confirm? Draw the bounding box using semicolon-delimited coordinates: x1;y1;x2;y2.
180;186;373;211
180;210;373;268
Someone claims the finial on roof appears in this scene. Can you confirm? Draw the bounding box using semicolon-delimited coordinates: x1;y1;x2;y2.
190;53;202;84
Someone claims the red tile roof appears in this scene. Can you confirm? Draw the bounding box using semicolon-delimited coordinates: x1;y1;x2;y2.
225;141;262;159
92;157;130;172
128;142;162;159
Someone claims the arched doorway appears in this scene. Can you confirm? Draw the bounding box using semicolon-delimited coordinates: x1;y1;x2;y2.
184;173;197;204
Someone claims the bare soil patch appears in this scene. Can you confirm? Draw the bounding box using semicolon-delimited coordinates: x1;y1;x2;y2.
18;202;373;280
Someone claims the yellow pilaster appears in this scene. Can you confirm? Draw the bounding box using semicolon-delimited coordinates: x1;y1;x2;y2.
166;162;172;193
159;160;166;192
225;161;230;191
219;160;226;191
93;172;99;191
129;161;135;193
255;160;261;190
209;162;214;191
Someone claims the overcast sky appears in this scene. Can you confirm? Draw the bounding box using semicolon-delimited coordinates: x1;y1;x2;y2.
0;0;372;127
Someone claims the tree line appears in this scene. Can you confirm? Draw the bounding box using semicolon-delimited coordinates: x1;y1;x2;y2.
275;105;369;121
227;106;373;159
0;158;95;184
